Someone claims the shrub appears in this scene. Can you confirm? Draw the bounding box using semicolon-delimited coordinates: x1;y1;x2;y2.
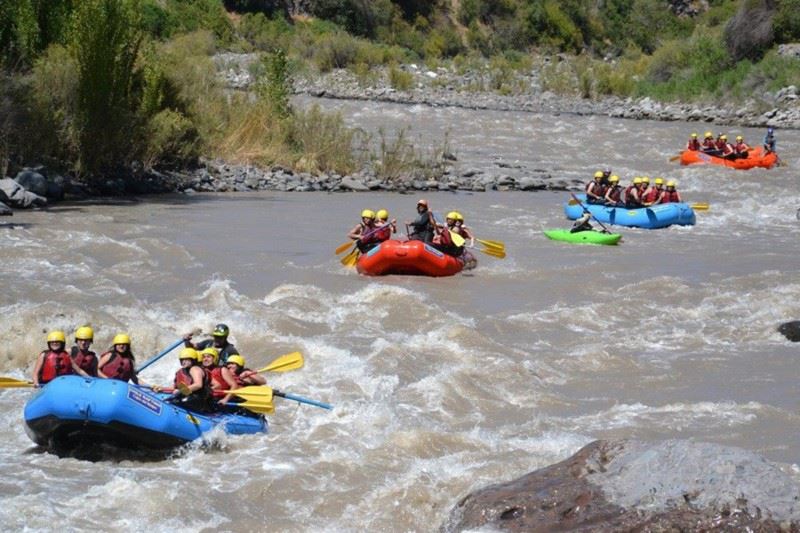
388;64;414;91
257;48;291;118
144;109;199;167
773;0;800;43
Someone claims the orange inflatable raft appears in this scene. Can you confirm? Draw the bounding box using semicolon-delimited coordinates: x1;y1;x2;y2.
679;146;778;169
356;239;467;277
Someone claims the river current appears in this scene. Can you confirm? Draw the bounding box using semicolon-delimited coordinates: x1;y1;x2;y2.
0;98;798;531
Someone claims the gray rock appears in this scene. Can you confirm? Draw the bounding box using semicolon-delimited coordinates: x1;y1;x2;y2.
0;178;47;208
46;175;66;200
778;321;800;342
14;170;48;197
461;169;480;178
517;177;547;191
0;201;11;216
340;176;369;191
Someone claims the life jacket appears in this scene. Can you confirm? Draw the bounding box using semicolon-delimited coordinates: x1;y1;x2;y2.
374;223;392;242
662;190;680;203
687;139;701;151
642;187;661;203
721;143;734;156
39;349;73;384
359;222;379;244
204;366;228;390
702;139;716;150
715;139;727;150
606;185;622;203
100;351;135;382
734;142;749;154
70;346;98;377
623;185;639;205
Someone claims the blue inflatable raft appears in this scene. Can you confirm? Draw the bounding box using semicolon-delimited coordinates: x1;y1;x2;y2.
24;376;267;451
564;194;696;229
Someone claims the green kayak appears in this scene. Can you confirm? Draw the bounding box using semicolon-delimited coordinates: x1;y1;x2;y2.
543;229;622;246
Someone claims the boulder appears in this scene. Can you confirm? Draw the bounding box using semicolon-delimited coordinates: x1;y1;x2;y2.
340;176;369;192
0;178;47;208
778;321;800;342
443;439;800;532
14;169;48;197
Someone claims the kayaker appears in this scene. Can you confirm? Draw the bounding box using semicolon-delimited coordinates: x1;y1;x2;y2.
604;175;623;206
98;334;138;384
407;199;435;243
585;171;607;204
570;210;593;233
70;326;98;377
701;131;717;154
348;209;382;253
733;135;751;159
642;177;665;205
375;209;397;241
160;347;210;412
199;347;239;407
622;177;644;208
686;133;701;151
32;331;88;387
661;181;682;203
764;127;776;153
184;323;239;365
226;355;266;387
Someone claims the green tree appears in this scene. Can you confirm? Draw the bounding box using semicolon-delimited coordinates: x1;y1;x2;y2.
257;48;292;118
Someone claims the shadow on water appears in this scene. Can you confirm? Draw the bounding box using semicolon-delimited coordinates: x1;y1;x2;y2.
23;438;228;463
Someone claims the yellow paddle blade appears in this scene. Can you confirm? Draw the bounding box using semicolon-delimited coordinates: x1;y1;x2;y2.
335;241;354;255
0;377;34;388
691;202;709;210
239;399;275;414
256;352;304;373
479;247;506;259
177;383;192;396
449;230;466;247
476;238;505;251
568;198;579;205
221;386;274;403
669;154;682;162
341;248;360;267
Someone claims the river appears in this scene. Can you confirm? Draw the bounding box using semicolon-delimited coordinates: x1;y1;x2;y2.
0;97;798;531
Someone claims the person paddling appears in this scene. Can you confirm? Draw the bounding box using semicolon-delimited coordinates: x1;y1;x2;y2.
406;199;435;243
160;347;210;412
226;355;266;387
199;347;239;407
32;331;88;387
733;135;751;159
701;132;717;154
717;135;735;159
764;127;776;153
622;177;644;208
570;210;594;233
70;326;98;377
604;175;623;206
184;323;239;365
348;209;381;253
686;133;701;151
375;209;397;242
98;334;138;384
642;177;665;205
585;171;607;204
661;181;682;203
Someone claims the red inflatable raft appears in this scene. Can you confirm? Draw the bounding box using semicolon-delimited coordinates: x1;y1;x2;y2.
356;239;467;277
679;146;778;169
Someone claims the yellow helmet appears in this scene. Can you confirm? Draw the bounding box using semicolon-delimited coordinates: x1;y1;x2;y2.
112;334;130;346
179;347;199;361
594;171;603;179
446;211;458;220
200;347;219;365
47;331;66;343
720;135;727;141
75;326;93;341
736;135;743;141
609;175;619;183
641;176;650;183
654;177;664;185
666;180;676;187
633;177;642;185
226;355;246;367
690;133;697;138
453;211;464;221
376;209;388;220
361;209;375;219
704;131;713;138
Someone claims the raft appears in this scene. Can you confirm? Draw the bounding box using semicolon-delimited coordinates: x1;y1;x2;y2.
24;375;267;451
564;194;696;229
679;146;778;169
356;239;468;277
544;229;622;245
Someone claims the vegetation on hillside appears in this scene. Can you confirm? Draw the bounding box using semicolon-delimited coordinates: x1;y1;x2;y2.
2;0;800;184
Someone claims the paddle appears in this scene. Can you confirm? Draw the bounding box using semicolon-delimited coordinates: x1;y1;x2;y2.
448;230;465;247
340;247;360;267
0;377;34;388
255;351;304;373
570;193;612;234
669;154;682;162
136;331;200;375
472;246;506;259
221;385;332;410
691;202;709;211
170;383;276;415
476;238;504;251
236;399;275;414
335;223;392;255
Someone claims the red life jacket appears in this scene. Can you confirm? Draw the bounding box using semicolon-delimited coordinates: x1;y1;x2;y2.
734;142;749;153
39;349;73;384
687;139;700;150
100;351;135;382
642;187;661;203
623;185;638;204
702;139;715;150
606;185;621;203
374;224;392;242
715;139;728;151
205;366;228;390
662;190;680;203
585;181;605;197
175;367;198;388
71;347;97;377
360;222;379;244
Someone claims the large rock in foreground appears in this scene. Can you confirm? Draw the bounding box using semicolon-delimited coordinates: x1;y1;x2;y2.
779;321;800;342
443;439;800;532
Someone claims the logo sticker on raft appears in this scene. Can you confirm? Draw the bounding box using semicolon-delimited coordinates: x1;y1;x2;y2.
127;387;162;415
423;244;444;258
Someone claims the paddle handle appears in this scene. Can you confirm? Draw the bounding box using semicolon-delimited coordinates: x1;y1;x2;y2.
570;193;612;234
136;338;185;374
274;389;332;410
